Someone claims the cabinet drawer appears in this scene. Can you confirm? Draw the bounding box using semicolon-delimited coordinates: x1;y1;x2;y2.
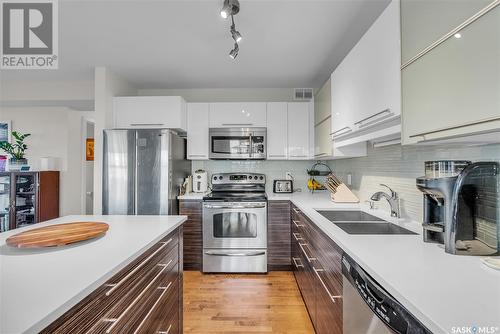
109;275;179;334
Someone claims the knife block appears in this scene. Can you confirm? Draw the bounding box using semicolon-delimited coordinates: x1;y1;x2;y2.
330;183;359;203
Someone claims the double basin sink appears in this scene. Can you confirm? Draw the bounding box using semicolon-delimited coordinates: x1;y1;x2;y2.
316;210;417;235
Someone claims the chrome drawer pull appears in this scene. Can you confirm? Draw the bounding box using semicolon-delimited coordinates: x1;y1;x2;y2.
292;232;303;241
133;281;173;334
105;263;169;333
299;243;316;263
105;238;173;296
158;324;173;334
313;267;342;304
292;257;304;268
292;220;304;228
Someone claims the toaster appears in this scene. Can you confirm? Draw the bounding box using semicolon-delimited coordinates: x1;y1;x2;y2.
273;180;293;193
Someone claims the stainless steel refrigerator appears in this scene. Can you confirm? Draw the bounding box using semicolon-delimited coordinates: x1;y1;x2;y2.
102;129;191;215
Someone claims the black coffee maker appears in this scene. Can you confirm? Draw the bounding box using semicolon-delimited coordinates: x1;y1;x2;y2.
416;160;498;256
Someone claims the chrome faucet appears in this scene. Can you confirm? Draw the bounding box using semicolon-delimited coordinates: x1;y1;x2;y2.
370;184;401;218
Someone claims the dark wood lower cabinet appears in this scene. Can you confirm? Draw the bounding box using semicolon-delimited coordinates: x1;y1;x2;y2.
291;203;343;334
268;200;292;271
41;226;183;334
179;200;203;270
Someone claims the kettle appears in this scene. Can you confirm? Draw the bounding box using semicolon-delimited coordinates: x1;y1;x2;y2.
193;169;208;193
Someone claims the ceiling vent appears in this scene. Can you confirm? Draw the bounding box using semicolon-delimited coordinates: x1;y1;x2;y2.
294;88;313;101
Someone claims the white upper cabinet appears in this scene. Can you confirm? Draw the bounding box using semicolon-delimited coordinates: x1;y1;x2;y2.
266;102;288;160
187;103;209;160
113;96;187;131
314;79;366;159
330;0;401;146
209;103;267;128
402;3;500;144
287;102;311;160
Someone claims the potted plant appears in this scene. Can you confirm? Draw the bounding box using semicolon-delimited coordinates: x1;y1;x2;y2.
0;131;31;170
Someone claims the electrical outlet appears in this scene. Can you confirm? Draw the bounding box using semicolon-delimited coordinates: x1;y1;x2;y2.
347;173;352;186
285;172;293;180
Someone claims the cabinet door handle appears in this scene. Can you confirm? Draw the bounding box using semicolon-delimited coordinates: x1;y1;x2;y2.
292;257;304;268
354;109;393;128
105;238;173;296
129;123;165;126
105;263;170;333
133;281;173;334
292;232;303;241
188;154;207;157
330;126;352;137
221;123;254;126
408;116;500;139
314;153;328;157
299;243;316;263
292;220;304;228
268;154;286;158
313;267;342;304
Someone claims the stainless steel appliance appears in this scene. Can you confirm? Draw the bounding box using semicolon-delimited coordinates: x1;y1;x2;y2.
102;129;191;215
193;169;208;193
416;160;498;255
342;253;432;334
209;127;266;160
273;179;293;193
202;173;267;273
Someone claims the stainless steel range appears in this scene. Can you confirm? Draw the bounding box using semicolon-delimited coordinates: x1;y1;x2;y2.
202;173;267;273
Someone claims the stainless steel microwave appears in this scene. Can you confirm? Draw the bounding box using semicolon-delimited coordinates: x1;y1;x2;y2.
209;127;266;160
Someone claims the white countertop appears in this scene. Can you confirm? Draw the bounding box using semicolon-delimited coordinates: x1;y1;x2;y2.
0;215;186;334
177;192;208;200
271;192;500;334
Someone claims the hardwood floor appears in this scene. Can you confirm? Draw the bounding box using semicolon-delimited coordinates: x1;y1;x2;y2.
183;271;315;333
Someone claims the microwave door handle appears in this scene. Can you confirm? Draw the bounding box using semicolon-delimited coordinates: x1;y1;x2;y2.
249;133;253;158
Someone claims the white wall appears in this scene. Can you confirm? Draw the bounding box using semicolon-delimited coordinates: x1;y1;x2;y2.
0;107;94;216
138;88;297;102
93;67;136;214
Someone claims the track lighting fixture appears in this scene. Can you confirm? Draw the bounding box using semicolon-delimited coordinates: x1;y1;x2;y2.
220;0;242;59
230;16;242;43
220;0;239;19
229;43;239;59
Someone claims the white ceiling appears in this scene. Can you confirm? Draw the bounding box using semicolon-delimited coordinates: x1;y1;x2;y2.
1;0;390;89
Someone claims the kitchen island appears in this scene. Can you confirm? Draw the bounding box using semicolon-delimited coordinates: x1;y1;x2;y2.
0;215;186;334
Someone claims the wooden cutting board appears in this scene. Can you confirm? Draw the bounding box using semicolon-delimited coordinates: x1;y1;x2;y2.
6;222;109;248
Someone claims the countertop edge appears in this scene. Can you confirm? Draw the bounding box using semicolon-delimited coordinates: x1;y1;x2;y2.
24;216;187;334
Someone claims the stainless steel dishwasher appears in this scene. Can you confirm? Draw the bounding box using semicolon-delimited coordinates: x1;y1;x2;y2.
341;253;432;334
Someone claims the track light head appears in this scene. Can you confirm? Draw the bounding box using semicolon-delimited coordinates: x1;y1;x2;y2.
231;27;242;42
220;0;240;19
229;43;239;59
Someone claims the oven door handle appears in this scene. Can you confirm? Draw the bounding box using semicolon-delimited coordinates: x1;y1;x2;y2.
203;204;266;209
204;250;266;257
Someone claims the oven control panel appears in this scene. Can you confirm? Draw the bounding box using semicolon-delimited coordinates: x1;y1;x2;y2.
211;173;266;185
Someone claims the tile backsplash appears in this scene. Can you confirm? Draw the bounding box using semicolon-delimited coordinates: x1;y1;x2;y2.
191;160;316;194
192;143;499;246
328;143;500;247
